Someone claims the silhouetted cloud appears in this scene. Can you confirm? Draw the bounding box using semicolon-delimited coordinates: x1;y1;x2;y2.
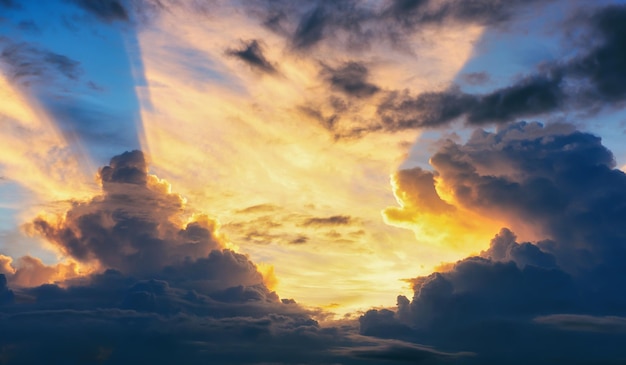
226;40;277;74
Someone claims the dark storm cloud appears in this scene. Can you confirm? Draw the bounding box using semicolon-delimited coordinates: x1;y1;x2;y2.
226;40;277;74
68;0;129;22
322;62;380;98
358;122;626;363
301;215;352;227
0;41;82;85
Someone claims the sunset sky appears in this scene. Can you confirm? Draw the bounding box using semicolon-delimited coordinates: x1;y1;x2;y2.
2;0;626;363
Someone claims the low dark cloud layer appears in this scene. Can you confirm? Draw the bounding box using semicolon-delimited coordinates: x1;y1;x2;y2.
360;121;626;363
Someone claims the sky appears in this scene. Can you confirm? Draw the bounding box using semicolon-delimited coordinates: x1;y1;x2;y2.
1;0;626;364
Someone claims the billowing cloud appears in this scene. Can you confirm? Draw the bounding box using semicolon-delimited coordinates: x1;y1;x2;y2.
28;151;228;277
360;121;626;363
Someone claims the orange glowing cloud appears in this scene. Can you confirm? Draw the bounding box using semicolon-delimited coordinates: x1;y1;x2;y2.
383;167;505;256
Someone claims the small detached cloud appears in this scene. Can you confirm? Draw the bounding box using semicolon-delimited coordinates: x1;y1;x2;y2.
226;39;277;75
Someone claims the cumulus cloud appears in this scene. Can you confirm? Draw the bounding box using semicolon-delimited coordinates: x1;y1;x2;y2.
361;121;626;363
30;150;224;276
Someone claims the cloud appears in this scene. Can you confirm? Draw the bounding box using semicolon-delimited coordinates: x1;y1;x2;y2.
359;121;626;363
0;41;82;86
322;62;380;99
1;150;376;363
226;40;277;74
8;256;83;288
301;215;352;227
461;72;490;86
248;0;551;51
28;151;226;277
68;0;129;22
354;4;626;133
534;314;626;334
0;274;14;304
338;336;472;364
235;203;280;214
